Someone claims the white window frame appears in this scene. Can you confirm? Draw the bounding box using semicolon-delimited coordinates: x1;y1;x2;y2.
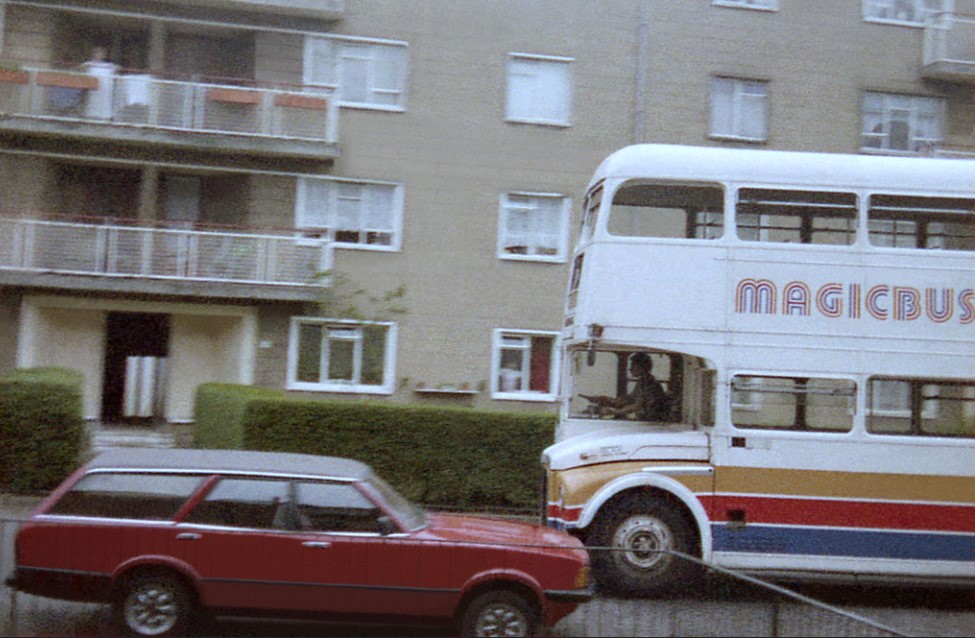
709;77;769;142
303;35;408;111
731;375;762;411
505;53;573;127
860;92;944;155
862;0;952;26
491;329;560;402
287;318;397;394
295;177;403;251
497;192;571;263
713;0;779;10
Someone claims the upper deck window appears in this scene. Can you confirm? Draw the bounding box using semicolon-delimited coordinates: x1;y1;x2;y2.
607;182;724;239
736;189;857;245
867;194;975;250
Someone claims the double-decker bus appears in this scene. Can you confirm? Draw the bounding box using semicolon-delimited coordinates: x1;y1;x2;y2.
542;144;975;595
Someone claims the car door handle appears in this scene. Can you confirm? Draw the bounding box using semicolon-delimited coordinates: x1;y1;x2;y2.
176;533;201;541
302;541;331;549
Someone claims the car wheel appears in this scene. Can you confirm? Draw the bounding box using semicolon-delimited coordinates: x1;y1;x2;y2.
460;589;539;637
115;571;192;637
590;494;697;596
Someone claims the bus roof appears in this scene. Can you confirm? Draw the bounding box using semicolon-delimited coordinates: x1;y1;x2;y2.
590;144;975;194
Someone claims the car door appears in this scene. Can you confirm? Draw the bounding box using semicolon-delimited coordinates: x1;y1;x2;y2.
288;480;456;619
173;476;317;613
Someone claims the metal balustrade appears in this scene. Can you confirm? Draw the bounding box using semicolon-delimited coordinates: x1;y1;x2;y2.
0;216;331;288
0;66;338;143
923;13;975;80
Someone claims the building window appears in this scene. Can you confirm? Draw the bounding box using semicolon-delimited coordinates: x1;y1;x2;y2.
709;77;768;142
498;193;570;262
492;330;559;401
713;0;778;9
862;0;951;26
303;36;408;110
505;53;573;126
288;318;397;394
861;92;944;154
296;177;402;250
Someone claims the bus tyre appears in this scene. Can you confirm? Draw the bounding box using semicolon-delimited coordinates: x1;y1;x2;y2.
460;589;538;637
114;571;192;637
590;495;697;596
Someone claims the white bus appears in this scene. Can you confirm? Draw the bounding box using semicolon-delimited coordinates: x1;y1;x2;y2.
542;144;975;595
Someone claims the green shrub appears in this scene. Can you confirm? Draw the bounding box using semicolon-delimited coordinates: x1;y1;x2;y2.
193;383;283;449
194;385;555;511
0;368;85;494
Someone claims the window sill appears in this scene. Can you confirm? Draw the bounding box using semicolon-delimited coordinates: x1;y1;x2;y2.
499;254;567;264
709;134;767;144
492;392;557;403
504;117;571;129
414;387;479;396
287;382;394;395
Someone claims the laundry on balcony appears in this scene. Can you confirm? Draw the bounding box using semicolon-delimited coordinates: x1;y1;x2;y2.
47;86;84;112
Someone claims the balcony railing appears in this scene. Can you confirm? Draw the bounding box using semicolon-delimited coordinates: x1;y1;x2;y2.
0;66;339;145
0;216;331;290
922;13;975;81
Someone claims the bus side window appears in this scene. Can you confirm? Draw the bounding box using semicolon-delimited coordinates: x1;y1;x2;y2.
607;182;724;240
867;378;975;438
867;195;975;251
731;375;855;432
736;189;857;245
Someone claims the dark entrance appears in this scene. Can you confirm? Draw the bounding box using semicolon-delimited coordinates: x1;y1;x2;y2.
102;312;170;423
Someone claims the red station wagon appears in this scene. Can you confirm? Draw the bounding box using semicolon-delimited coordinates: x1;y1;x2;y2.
6;448;591;637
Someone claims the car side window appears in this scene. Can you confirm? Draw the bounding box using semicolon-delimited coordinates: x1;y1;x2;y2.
295;481;386;533
47;473;204;520
185;478;291;530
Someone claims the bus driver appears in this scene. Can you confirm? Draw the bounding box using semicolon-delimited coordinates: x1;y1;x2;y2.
612;353;670;421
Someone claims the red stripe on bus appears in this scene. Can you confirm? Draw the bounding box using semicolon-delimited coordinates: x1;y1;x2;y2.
701;495;975;533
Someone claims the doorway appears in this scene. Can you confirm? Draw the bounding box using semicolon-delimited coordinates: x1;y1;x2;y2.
102;312;170;423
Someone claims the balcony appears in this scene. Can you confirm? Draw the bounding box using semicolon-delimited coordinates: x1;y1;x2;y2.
160;0;344;19
922;13;975;82
0;66;339;161
0;215;331;302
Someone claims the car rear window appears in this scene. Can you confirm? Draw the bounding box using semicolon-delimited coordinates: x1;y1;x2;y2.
47;472;205;520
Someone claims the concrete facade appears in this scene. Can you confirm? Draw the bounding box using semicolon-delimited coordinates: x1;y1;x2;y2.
0;0;971;421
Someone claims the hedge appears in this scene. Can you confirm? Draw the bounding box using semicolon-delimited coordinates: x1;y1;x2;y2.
194;383;556;511
0;367;86;494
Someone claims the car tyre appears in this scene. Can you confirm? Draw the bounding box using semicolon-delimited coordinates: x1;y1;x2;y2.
590;494;698;596
114;571;193;637
460;589;539;637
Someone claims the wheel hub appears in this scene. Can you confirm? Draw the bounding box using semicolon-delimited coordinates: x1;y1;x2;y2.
612;514;675;572
474;602;529;637
125;584;178;636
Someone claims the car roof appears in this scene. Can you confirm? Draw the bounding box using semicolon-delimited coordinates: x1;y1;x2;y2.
85;448;373;481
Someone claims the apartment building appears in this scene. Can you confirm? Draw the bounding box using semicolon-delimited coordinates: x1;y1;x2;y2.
0;0;971;425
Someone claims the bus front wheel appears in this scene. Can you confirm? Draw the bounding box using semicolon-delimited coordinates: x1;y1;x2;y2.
590;494;698;596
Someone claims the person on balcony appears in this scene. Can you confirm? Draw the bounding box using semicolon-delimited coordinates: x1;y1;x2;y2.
81;46;117;120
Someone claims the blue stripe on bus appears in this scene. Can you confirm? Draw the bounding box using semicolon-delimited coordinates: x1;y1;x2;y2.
712;524;975;562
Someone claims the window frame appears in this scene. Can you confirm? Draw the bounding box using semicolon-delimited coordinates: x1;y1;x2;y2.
709;76;769;143
862;0;952;26
295;176;404;252
860;92;945;155
303;34;408;112
491;329;560;402
505;53;574;127
497;191;571;263
287;317;397;395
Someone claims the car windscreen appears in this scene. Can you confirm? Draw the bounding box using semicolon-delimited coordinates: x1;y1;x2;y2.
366;475;428;531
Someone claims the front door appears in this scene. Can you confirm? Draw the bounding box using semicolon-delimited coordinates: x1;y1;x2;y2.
101;312;169;423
